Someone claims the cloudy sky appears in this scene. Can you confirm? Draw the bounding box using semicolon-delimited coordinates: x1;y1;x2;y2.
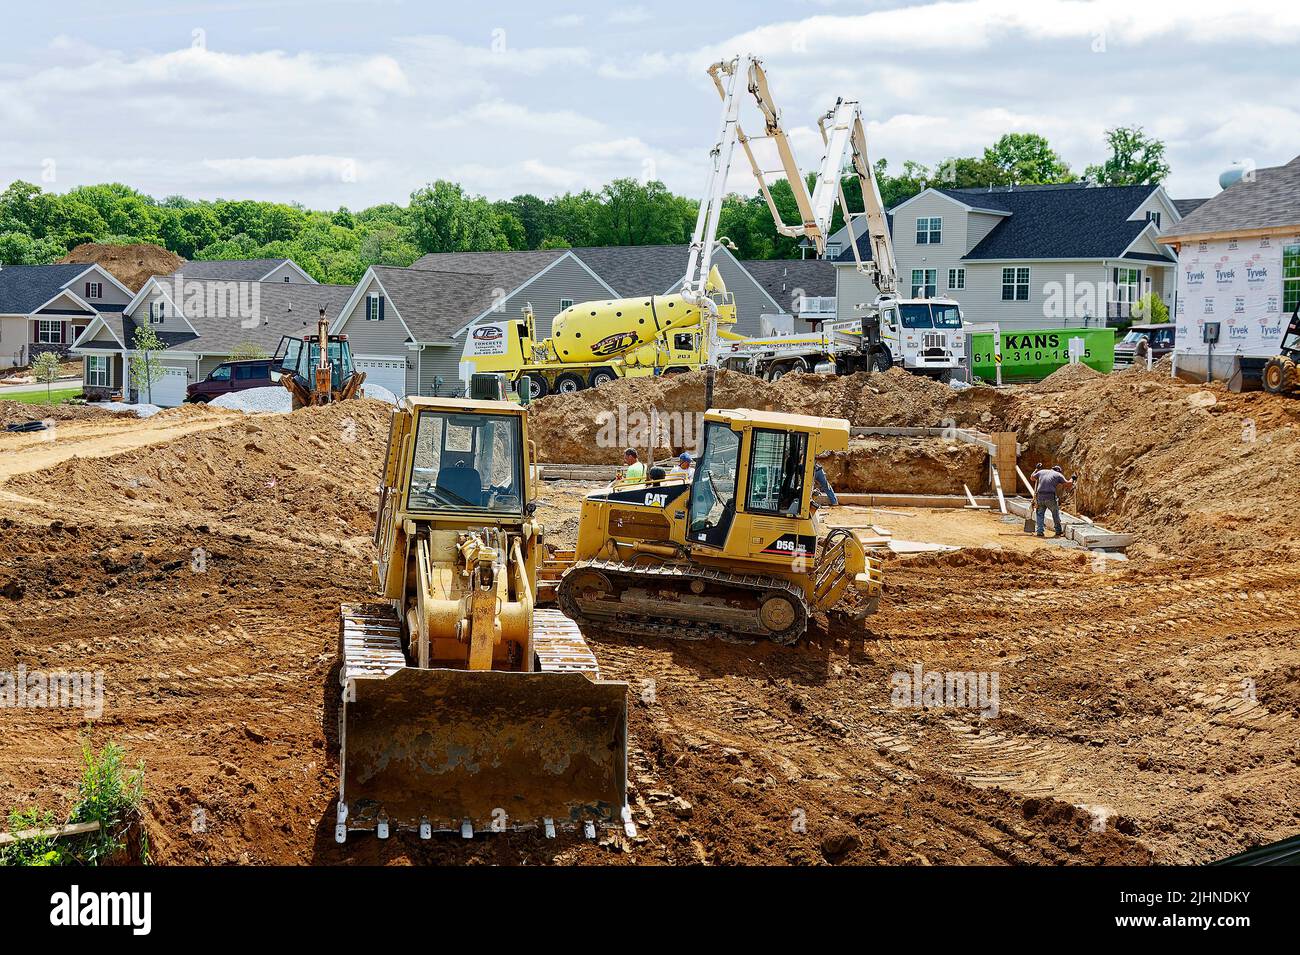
2;0;1296;209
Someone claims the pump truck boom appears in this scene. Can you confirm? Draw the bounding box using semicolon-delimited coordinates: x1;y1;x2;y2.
715;75;967;381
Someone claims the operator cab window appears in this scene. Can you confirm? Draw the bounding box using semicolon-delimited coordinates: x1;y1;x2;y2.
408;410;524;515
688;422;741;547
746;428;807;516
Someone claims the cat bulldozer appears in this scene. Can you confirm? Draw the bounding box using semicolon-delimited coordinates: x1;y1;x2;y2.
557;409;883;644
273;306;367;409
334;396;629;841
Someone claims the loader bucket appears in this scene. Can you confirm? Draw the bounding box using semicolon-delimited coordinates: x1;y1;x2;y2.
339;666;628;834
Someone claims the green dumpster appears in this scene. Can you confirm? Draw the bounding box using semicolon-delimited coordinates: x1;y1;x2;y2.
971;327;1115;383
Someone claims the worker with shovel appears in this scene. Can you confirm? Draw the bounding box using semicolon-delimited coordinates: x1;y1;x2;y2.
1029;464;1075;538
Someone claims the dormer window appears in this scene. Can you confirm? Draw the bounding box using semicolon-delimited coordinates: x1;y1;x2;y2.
85;281;102;299
366;293;384;321
149;300;166;324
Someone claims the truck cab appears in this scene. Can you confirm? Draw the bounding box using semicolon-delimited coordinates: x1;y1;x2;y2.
874;297;967;380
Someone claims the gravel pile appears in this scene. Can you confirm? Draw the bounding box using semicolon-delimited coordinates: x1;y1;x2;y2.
211;387;292;414
91;401;164;418
359;383;398;405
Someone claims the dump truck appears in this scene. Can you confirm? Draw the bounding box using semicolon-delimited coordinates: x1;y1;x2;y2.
272;306;366;409
557;408;883;644
334;396;629;841
459;266;738;399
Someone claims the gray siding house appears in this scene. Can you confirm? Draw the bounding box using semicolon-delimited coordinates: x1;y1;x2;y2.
74;275;351;405
0;263;133;368
827;183;1193;332
329;264;507;397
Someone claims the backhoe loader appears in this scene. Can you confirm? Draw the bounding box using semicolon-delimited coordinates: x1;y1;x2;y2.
273;306;367;409
557;409;883;645
334;396;629;842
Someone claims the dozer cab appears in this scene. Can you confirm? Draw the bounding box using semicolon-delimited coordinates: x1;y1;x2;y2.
557;409;884;644
335;397;629;841
272;306;366;409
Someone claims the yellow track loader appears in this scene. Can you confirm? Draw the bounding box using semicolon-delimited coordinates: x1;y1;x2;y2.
335;396;629;842
557;409;883;645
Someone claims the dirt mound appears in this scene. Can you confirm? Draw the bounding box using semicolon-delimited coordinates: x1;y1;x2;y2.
59;242;184;292
821;438;987;494
8;399;392;542
1012;371;1300;552
1029;361;1101;392
0;399;119;428
527;368;1012;464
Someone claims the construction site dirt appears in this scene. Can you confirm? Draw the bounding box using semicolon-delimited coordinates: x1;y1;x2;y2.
2;367;1298;865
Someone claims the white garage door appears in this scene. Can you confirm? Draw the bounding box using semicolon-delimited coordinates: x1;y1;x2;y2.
148;366;189;407
354;357;407;398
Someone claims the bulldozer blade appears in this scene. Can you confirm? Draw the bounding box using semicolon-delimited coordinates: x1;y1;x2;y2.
339;667;628;835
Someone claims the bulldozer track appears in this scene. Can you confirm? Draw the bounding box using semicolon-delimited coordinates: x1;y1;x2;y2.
557;557;810;645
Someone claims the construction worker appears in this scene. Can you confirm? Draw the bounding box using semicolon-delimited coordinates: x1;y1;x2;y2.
1134;335;1151;368
1030;464;1075;537
813;453;839;506
669;452;694;480
621;448;646;484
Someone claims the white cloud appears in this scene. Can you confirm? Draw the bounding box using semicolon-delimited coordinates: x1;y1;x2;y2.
428;99;606;138
608;6;653;26
199;155;365;185
28;41;409;105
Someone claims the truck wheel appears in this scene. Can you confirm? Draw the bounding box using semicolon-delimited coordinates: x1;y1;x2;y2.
928;368;952;384
1262;356;1296;394
555;373;585;395
768;359;806;382
588;367;617;388
873;347;893;373
527;376;549;400
664;366;690;375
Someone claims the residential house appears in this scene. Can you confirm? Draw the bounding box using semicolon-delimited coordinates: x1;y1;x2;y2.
827;183;1194;332
1158;155;1300;382
73;276;351;404
328;264;513;397
0;263;134;368
740;259;838;331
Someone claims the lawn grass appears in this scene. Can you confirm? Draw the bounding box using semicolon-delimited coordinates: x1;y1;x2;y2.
5;386;83;405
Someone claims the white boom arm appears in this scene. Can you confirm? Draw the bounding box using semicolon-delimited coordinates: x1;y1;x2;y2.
685;56;899;365
818;99;897;297
681;55;747;346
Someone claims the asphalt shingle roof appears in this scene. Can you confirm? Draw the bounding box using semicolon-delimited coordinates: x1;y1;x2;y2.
410;250;566;301
1161;156;1300;239
1174;198;1210;217
168;258;303;282
370;266;499;341
740;259;836;309
941;183;1160;259
832;184;1172;262
0;264;98;314
570;245;691;295
99;280;353;354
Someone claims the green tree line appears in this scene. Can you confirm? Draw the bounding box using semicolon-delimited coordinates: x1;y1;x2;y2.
0;127;1168;283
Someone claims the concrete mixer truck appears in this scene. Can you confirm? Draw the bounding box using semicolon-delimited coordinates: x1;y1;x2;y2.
459;265;737;398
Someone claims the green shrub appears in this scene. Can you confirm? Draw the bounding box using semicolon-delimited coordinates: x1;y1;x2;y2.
0;742;147;866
